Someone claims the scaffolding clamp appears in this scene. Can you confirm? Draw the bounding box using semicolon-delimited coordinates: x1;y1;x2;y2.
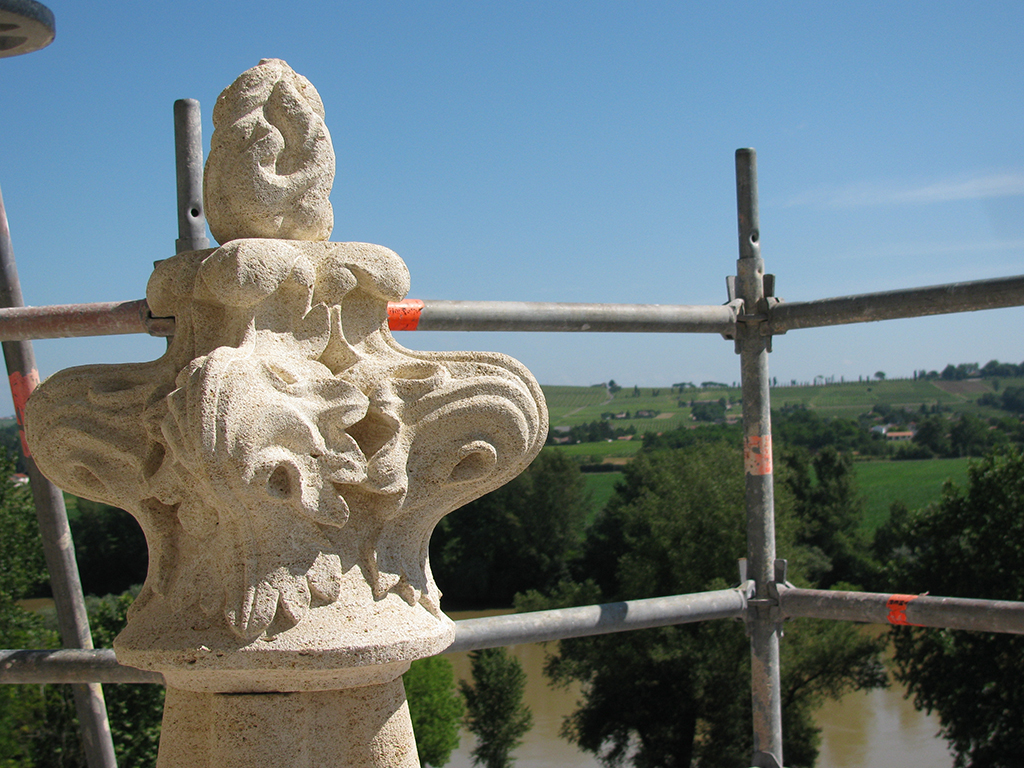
741;559;792;637
767;559;794;634
139;301;175;338
726;273;781;352
721;276;744;341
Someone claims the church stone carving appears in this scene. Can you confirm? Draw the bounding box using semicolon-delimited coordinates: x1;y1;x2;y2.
26;59;547;765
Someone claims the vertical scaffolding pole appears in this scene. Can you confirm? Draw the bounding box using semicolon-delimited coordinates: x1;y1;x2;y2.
0;186;118;768
734;149;783;768
173;99;209;254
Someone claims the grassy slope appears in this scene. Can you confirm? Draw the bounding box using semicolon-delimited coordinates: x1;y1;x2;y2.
577;461;971;535
854;457;971;533
554;440;643;461
543;384;740;435
581;472;623;524
544;376;1018;430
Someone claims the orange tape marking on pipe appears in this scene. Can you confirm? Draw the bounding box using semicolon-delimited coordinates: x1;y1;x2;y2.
744;434;773;476
388;299;425;331
886;594;920;626
9;369;39;457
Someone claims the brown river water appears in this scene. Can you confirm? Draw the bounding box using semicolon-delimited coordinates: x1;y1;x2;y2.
444;612;955;768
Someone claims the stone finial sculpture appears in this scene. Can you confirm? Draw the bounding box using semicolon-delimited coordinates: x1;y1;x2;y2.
26;59;547;767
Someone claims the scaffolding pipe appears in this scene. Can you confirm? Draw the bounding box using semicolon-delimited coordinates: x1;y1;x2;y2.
734;149;783;768
768;275;1024;333
4;271;1022;343
0;588;750;684
0;649;161;685
779;587;1024;634
0;299;153;341
449;587;750;653
9;583;1024;685
0;299;742;341
391;299;741;334
0;187;118;768
173;99;209;254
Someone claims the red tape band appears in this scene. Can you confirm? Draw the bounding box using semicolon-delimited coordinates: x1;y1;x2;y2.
9;369;40;458
744;434;773;476
388;299;425;331
886;594;920;626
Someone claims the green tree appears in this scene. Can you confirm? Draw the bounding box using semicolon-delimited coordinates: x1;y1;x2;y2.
886;448;1024;767
460;648;532;768
0;459;47;606
1000;386;1024;414
404;656;464;767
0;450;59;767
430;450;591;608
2;589;166;768
0;448;95;768
525;443;886;768
912;415;950;457
948;414;991;458
690;399;725;423
87;590;164;767
70;500;148;597
0;420;27;473
0;463;163;768
781;447;874;588
772;408;882;456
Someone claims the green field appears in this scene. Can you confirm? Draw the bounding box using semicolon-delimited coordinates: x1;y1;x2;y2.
542;376;1015;431
542;384;741;435
773;379;982;419
551;439;643;462
569;449;973;536
543;385;615;422
582;472;623;522
854;457;971;533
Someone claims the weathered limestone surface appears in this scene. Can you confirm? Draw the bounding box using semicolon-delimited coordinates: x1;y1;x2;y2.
158;680;419;768
204;58;335;244
26;59;547;766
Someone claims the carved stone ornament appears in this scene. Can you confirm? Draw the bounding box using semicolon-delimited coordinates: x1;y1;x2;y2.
26;59;546;767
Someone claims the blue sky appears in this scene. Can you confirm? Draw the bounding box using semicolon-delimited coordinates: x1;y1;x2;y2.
1;1;1022;387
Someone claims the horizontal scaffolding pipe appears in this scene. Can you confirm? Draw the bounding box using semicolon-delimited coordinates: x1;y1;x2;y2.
1;588;749;685
448;587;749;653
1;272;1021;342
0;648;159;684
0;300;164;341
390;300;741;334
779;587;1024;635
768;274;1024;333
0;299;741;341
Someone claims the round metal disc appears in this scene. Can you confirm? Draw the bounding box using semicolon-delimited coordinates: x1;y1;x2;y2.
0;0;54;59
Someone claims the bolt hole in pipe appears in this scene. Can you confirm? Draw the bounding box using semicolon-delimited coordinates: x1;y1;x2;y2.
750;230;759;243
190;208;200;218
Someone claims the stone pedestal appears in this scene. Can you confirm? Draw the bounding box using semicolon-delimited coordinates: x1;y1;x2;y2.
25;59;547;767
159;680;418;768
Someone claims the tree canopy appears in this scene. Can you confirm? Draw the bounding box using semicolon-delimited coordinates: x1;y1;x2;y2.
780;446;874;588
404;655;464;767
520;442;886;768
0;450;59;767
430;449;591;608
882;448;1024;767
